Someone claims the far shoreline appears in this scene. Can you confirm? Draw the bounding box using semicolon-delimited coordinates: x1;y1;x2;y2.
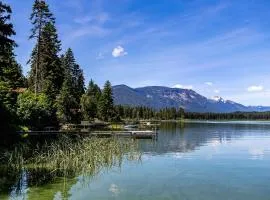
137;119;270;123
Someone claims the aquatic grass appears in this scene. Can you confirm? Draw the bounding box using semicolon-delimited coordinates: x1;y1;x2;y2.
0;135;141;197
1;135;140;179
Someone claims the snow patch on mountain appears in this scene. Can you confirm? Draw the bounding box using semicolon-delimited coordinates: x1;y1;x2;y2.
211;96;226;103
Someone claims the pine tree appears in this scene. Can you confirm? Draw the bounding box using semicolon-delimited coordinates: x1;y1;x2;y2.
39;22;63;100
74;63;85;100
0;1;25;114
179;107;185;119
0;1;15;75
62;48;84;102
55;76;79;123
0;1;24;87
80;79;101;120
28;0;60;96
56;48;85;123
86;79;101;98
28;21;63;100
98;81;115;121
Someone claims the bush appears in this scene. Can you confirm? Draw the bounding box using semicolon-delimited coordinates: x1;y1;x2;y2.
17;90;55;129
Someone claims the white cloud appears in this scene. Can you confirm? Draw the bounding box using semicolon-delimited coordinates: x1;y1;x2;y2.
214;89;220;93
247;85;264;92
173;84;193;89
205;82;213;86
112;46;128;57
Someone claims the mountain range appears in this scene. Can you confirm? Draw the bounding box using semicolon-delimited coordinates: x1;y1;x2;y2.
112;85;270;113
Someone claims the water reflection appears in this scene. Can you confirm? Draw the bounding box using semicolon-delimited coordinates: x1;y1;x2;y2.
0;137;140;200
1;122;270;200
140;122;270;155
0;168;78;199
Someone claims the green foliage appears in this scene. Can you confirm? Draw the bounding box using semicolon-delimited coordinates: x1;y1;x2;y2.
80;79;101;120
28;0;63;98
0;1;16;73
2;136;139;187
80;94;97;121
86;79;101;97
28;22;63;97
185;111;270;120
0;1;25;129
55;77;80;124
40;22;63;99
98;81;115;121
0;81;15;112
1;60;25;88
29;0;55;40
62;48;85;100
114;105;185;120
17;90;54;129
113;105;270;121
0;1;25;89
55;48;85;124
0;100;16;134
0;59;25;115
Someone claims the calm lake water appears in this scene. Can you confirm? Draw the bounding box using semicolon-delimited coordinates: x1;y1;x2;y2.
2;121;270;200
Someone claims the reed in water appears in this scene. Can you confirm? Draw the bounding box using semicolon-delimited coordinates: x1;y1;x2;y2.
1;136;141;178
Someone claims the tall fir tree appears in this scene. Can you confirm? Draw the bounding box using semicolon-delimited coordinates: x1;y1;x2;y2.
62;48;84;101
28;0;63;98
0;1;24;88
55;75;79;123
86;79;101;97
39;22;63;100
80;79;101;120
56;48;85;123
0;1;15;76
98;80;115;121
0;1;25;114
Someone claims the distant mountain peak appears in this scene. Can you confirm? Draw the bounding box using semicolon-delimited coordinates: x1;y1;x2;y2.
112;85;270;113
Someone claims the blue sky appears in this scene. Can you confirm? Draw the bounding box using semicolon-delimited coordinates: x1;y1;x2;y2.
5;0;270;106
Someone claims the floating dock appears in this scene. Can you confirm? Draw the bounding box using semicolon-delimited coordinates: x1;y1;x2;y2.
19;130;157;139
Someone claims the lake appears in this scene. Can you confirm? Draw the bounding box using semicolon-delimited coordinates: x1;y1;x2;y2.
1;121;270;200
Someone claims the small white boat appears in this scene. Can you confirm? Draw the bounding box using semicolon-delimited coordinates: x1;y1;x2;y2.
124;125;138;130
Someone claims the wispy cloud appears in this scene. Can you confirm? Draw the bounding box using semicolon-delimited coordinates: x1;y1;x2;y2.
247;85;264;92
74;12;109;24
68;25;110;39
205;82;213;86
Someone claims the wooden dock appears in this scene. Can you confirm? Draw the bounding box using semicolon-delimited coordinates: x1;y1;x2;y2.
18;130;157;139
